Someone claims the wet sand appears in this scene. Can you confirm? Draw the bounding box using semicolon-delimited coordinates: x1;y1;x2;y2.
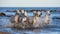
0;32;12;34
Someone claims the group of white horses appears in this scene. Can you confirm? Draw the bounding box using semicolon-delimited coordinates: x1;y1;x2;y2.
10;10;51;29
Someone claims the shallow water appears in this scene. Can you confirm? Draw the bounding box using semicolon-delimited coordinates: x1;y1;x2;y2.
0;12;60;34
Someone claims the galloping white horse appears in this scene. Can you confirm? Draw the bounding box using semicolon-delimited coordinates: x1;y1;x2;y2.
21;10;27;23
10;10;20;23
44;10;50;24
32;10;42;28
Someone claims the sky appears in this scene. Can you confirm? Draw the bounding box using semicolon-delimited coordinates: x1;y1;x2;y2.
0;0;60;7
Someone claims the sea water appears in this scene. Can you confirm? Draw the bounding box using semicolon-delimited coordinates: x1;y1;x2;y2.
0;7;60;34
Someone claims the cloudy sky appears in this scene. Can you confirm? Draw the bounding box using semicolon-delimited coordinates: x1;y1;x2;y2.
0;0;60;7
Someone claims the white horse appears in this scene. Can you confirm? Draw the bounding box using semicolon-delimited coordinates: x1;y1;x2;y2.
39;10;50;27
10;10;20;23
32;10;42;28
44;10;50;24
